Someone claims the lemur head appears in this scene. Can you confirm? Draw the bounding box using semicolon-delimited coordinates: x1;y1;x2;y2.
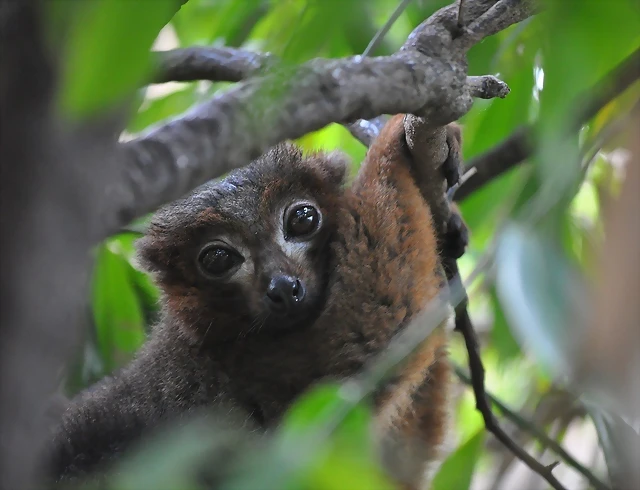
136;143;349;343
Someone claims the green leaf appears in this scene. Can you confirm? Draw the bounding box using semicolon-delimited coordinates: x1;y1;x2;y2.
282;384;392;490
224;383;392;490
458;17;540;242
296;123;367;174
432;430;485;490
278;383;371;457
59;0;177;118
92;242;146;372
304;446;394;490
489;288;522;363
466;34;500;77
173;0;266;48
458;165;526;249
252;0;356;63
108;232;161;313
461;16;539;157
494;224;586;378
112;416;254;490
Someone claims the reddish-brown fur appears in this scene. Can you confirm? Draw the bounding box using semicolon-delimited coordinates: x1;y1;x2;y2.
48;115;462;489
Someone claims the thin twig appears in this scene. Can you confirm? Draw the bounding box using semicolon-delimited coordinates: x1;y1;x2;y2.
447;166;477;200
442;236;570;490
362;0;414;58
452;294;569;490
448;109;633;490
458;0;467;27
454;366;612;490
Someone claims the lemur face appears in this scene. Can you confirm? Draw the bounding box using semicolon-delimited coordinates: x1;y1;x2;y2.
136;143;348;342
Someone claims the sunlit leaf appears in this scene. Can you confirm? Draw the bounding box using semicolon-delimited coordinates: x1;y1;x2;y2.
109;232;161;312
92;242;146;372
296;123;367;174
173;0;266;47
60;0;177;117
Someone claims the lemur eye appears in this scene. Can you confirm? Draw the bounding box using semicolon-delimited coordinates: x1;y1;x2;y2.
198;243;243;278
285;204;321;239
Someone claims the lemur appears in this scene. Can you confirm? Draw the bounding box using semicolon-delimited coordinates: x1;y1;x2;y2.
46;114;467;489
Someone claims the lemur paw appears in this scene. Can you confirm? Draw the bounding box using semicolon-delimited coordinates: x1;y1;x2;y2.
442;204;469;260
442;123;463;190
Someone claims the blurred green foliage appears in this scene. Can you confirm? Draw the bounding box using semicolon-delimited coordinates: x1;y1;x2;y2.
56;0;640;488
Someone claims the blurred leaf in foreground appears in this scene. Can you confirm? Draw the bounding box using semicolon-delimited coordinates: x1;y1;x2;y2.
495;224;587;379
223;383;393;490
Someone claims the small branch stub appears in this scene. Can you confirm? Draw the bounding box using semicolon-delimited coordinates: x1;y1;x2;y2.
467;75;510;99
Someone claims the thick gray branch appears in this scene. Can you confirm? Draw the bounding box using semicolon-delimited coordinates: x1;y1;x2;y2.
113;0;536;234
153;49;388;148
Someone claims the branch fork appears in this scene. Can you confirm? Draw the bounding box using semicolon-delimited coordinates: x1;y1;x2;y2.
110;0;535;237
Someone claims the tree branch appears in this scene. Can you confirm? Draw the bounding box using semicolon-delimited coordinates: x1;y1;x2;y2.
362;0;414;58
454;366;611;490
152;46;277;84
449;285;570;490
454;0;539;50
456;46;640;201
110;0;536;236
399;100;567;487
0;0;190;486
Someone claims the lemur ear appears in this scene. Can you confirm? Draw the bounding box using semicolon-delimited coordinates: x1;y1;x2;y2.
320;150;349;186
134;235;159;273
134;232;168;274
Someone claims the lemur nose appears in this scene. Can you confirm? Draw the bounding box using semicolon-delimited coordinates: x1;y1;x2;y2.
265;275;306;314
